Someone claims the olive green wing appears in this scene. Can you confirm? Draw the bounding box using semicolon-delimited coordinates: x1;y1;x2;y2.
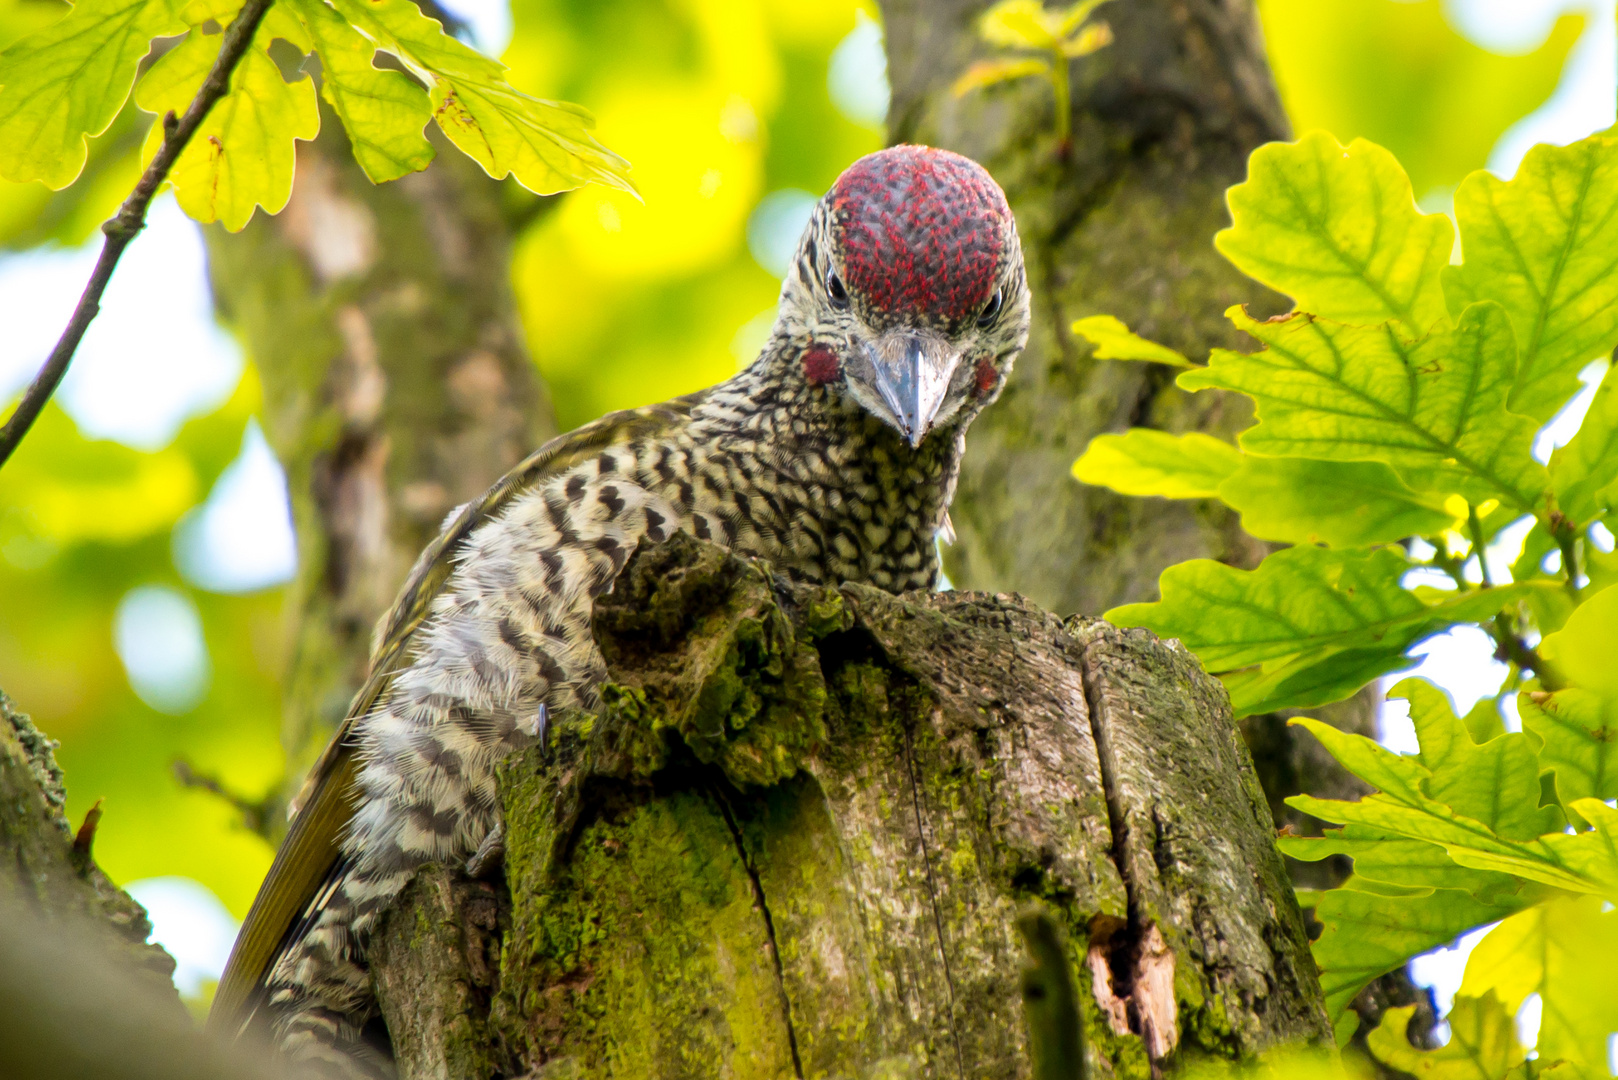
207;400;695;1038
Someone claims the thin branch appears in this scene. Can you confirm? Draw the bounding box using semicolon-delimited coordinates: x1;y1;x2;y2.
1489;614;1564;691
0;0;277;470
1466;505;1494;589
1548;509;1582;600
172;758;283;841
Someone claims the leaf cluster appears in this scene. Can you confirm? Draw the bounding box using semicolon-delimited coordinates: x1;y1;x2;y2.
1074;127;1618;1075
950;0;1113;139
1077;130;1618;719
0;0;634;231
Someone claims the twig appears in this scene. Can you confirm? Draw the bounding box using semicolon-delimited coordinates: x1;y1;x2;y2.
0;0;278;470
1489;615;1564;691
1547;509;1582;600
1466;505;1494;589
172;758;282;840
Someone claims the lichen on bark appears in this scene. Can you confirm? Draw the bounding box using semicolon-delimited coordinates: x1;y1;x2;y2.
371;537;1331;1078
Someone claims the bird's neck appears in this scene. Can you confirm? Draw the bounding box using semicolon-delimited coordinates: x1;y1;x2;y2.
715;333;967;498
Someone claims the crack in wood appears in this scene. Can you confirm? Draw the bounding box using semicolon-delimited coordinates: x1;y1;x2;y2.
710;785;805;1080
1078;636;1170;1079
901;721;968;1080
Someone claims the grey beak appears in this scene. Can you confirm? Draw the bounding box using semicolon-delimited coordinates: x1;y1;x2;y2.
864;332;961;447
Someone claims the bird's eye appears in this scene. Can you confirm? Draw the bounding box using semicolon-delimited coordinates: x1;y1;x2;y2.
977;287;1004;328
827;271;850;310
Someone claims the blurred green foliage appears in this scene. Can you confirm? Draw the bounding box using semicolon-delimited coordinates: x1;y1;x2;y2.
1258;0;1582;201
503;0;881;428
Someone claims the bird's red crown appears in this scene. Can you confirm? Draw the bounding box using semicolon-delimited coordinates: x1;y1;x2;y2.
828;146;1010;324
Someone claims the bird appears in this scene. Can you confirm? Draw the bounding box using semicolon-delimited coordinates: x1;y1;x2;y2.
209;143;1031;1076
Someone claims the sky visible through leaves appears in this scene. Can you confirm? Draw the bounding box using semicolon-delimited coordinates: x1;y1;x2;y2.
0;0;1613;1040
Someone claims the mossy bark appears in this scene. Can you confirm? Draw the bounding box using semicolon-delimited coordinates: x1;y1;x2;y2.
0;689;295;1079
370;536;1331;1078
205;110;556;804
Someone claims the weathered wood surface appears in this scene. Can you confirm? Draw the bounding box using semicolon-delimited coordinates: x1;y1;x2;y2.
372;536;1330;1078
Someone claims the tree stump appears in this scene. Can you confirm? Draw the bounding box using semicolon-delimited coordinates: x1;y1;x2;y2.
370;536;1330;1078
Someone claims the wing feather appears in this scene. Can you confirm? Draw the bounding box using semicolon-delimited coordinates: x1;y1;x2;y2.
208;400;695;1037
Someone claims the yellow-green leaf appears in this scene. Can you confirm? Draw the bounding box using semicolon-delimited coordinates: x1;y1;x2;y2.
950;56;1049;99
1538;582;1618;700
1444;134;1618;422
1281;823;1525;902
1550;362;1618;524
1218;458;1456;547
1216;132;1453;337
1071;314;1193;367
326;0;632;196
1058;21;1110;59
134;25;319;231
1055;0;1110;39
1306;882;1522;1023
1368;994;1526;1080
977;0;1058;49
1289;719;1618;903
1112;546;1547;717
1390;677;1561;841
1459;895;1618;1077
1071;429;1239;499
286;0;431;182
0;0;185;188
1182;304;1548;512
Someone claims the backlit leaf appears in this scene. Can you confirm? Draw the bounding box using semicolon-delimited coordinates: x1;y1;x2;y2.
977;0;1058;49
134;24;319;231
1538;583;1618;700
1520;689;1615;818
1444;134;1618;422
326;0;633;195
1058;21;1110;59
1459;895;1618;1078
1390;677;1561;841
1071;314;1193;367
1307;881;1523;1022
1368;994;1525;1080
1217;458;1455;547
1109;546;1427;671
1071;429;1239;499
1181;304;1548;512
1281;824;1524;901
1108;547;1540;716
950;56;1049;98
1289;720;1618;902
1216;132;1453;337
0;0;184;188
287;0;432;183
1550;363;1618;524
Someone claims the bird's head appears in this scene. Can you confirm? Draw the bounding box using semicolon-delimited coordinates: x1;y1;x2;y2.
776;145;1029;448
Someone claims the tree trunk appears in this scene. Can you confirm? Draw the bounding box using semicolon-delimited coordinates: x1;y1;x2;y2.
205;111;556;803
880;0;1287;616
0;690;290;1079
369;535;1331;1079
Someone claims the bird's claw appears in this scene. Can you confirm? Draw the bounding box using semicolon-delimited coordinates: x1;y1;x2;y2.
465;821;505;878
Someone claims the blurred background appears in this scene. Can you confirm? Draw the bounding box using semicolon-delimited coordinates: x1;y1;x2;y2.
0;0;1612;1030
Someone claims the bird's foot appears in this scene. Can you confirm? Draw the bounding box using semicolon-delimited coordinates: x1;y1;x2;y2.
465;821;505;879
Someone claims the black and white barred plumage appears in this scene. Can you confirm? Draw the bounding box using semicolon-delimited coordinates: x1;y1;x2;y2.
212;145;1031;1076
